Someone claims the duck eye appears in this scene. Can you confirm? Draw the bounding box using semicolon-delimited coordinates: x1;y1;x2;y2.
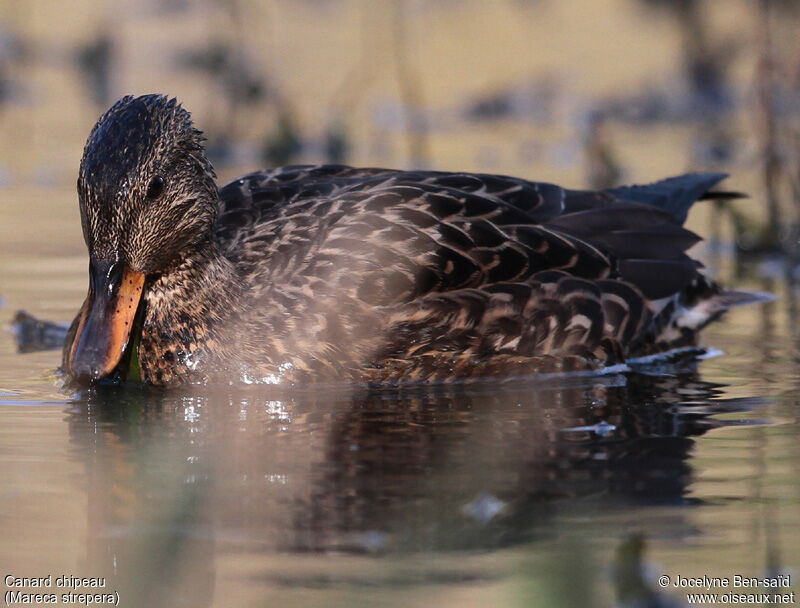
146;176;165;199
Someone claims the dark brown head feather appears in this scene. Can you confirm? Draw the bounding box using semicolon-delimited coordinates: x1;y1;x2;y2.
77;94;217;272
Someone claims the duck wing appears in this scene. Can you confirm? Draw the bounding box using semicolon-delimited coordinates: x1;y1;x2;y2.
217;165;711;303
215;165;745;364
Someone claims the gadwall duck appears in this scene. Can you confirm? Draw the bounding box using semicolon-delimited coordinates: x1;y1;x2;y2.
63;94;761;386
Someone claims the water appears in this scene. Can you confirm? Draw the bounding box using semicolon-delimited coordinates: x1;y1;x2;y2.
2;240;798;607
2;1;800;606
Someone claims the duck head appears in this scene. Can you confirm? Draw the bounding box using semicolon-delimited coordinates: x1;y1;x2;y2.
66;94;217;383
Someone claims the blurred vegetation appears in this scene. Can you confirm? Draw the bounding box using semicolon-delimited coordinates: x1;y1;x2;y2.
0;0;797;266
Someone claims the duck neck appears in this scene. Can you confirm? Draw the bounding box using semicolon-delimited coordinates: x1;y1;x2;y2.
138;238;243;383
149;238;239;302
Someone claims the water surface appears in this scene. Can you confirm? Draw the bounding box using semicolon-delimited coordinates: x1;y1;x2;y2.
2;249;798;606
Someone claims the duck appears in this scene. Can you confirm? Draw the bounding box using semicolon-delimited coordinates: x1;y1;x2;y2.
63;94;764;387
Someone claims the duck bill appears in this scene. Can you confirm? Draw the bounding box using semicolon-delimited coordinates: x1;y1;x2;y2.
67;260;145;383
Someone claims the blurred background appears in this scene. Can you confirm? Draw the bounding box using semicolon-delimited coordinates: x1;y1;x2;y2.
2;0;800;257
2;2;800;607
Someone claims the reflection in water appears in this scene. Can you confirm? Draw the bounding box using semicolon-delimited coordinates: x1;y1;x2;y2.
63;363;762;606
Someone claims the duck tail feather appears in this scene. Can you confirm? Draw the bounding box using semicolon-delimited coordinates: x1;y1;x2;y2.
677;289;775;332
605;172;731;225
700;189;748;201
709;289;776;310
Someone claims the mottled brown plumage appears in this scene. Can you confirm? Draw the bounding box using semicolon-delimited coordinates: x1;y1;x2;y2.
63;95;762;387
